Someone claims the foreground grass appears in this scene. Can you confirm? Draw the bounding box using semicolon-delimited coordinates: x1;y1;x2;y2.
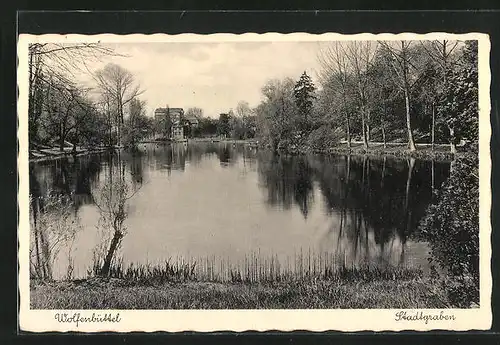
30;277;451;309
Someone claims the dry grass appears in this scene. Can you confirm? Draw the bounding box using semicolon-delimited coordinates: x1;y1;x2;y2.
30;276;451;310
87;253;424;284
32;255;451;309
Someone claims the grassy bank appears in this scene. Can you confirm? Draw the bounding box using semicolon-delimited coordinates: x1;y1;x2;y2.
31;252;477;309
31;261;460;309
322;143;458;161
30;276;451;309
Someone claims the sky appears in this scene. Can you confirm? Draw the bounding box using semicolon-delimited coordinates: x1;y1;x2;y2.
80;41;325;118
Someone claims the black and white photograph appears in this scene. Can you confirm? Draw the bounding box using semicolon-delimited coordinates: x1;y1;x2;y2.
18;32;492;332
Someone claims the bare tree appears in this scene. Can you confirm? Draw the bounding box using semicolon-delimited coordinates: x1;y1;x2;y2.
41;80;96;151
236;101;252;118
235;101;257;139
95;92;116;147
318;42;353;148
378;41;428;152
94;63;143;147
29;192;81;280
185;107;204;119
367;56;398;149
420;40;462;153
343;41;378;149
28;43;118;144
92;156;141;277
259;78;297;151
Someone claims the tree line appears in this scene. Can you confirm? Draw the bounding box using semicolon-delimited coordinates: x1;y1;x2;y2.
254;40;478;154
28;40;478;154
28;43;154;152
152;103;258;141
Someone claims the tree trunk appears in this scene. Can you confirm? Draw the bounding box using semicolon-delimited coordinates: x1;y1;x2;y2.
117;118;121;148
431;103;436;152
34;77;44;120
100;152;126;277
108;111;112;147
404;88;417;151
106;100;112;147
117;100;124;147
32;198;42;278
28;52;33;113
30;56;45;144
346;114;351;149
382;102;388;149
59;123;65;152
39;227;51;279
381;122;387;149
361;107;369;149
449;125;456;154
100;230;124;276
34;228;42;278
431;159;435;193
343;95;351;149
28;52;35;142
366;109;371;142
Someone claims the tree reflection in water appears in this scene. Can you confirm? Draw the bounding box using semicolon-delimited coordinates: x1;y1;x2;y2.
217;143;232;167
30;154;104;214
29;144;451;279
29;154;104;279
257;152;314;219
258;152;450;268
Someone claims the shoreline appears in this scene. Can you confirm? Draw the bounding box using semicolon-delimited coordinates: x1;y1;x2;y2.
284;142;475;161
185;138;474;161
28;141;476;164
29;147;110;163
188;138;259;144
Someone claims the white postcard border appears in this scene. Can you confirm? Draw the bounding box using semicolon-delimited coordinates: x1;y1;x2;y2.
17;32;492;332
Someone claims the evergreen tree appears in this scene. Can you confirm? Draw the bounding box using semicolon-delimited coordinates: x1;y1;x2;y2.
293;71;316;127
217;113;231;138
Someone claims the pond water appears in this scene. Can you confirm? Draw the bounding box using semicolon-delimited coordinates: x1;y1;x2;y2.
29;142;451;280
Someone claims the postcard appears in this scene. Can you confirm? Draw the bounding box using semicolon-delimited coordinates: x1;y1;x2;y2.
18;32;492;332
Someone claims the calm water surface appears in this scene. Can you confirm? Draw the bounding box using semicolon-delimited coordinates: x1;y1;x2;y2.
29;142;451;280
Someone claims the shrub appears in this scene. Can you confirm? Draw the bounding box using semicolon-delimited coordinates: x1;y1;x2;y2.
29;191;81;280
418;155;479;306
306;125;343;151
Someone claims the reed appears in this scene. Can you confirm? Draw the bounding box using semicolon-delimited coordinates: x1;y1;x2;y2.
88;250;424;284
88;256;197;284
